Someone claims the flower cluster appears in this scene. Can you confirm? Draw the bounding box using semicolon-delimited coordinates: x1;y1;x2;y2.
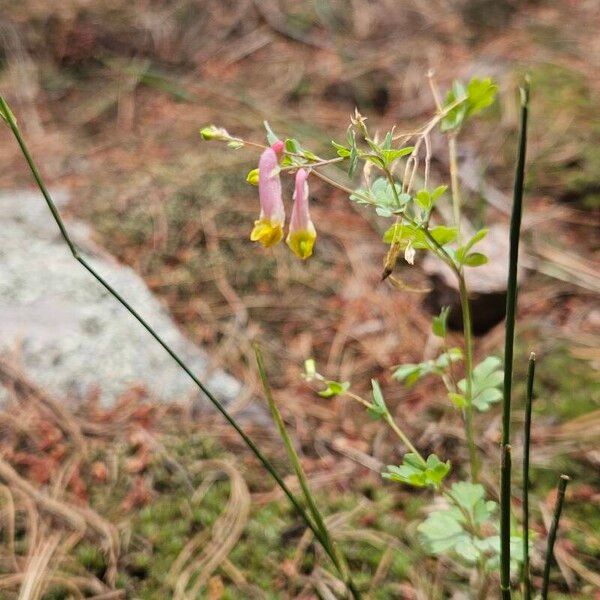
250;142;316;260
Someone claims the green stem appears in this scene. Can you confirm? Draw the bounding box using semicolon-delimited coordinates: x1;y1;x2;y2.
541;475;570;600
500;81;529;599
502;82;529;447
448;134;462;237
458;273;479;482
0;96;360;598
500;444;512;600
255;345;360;599
522;352;536;600
384;414;426;465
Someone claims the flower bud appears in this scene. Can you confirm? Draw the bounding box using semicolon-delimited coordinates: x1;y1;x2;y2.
199;125;231;141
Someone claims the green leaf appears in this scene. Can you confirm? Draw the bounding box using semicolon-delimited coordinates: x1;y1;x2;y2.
285;138;301;154
368;379;388;418
380;146;414;167
415;189;432;211
392;363;424;387
383;224;457;250
441;80;468;132
465;78;498;117
393;348;462;386
456;228;489;264
432;306;450;338
448;392;467;409
331;141;351;157
431;185;448;201
428;225;459;246
263;121;279;145
463;252;488;267
417;510;469;554
458;356;503;411
440;77;497;132
449;481;486;515
353;178;408;217
318;380;350;398
383;453;450;489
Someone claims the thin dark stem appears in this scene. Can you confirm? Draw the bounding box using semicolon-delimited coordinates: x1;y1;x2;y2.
502;82;529;444
500;444;512;599
541;475;570;600
0;97;360;596
522;352;536;600
500;81;529;599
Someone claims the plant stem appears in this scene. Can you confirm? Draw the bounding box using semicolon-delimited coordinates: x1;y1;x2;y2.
541;475;570;600
500;81;529;599
384;414;426;465
522;352;536;600
0;96;360;598
255;345;360;599
502;81;529;447
458;273;479;482
343;390;426;466
500;444;512;600
448;133;462;237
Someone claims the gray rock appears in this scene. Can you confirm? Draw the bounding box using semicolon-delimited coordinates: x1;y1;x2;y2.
0;189;242;409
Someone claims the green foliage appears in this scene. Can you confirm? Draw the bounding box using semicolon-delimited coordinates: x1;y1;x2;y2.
383;453;450;489
369;378;388;418
458;356;503;411
418;482;523;571
432;306;451;338
393;348;462;386
350;178;410;217
441;78;498;132
414;185;447;211
318;379;350;398
456;228;489;267
383;223;458;250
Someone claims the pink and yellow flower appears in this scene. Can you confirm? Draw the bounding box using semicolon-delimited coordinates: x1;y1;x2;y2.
286;168;316;259
250;146;285;247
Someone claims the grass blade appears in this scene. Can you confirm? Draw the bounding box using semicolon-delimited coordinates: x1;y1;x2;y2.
541;475;570;600
254;344;360;599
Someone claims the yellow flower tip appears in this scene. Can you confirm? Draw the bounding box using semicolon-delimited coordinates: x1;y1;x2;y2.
250;219;284;248
286;229;316;260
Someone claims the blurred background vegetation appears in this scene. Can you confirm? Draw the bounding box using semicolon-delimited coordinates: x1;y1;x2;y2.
0;1;598;598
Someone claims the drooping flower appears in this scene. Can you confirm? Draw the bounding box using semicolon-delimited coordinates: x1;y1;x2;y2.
250;146;285;247
286;168;316;259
